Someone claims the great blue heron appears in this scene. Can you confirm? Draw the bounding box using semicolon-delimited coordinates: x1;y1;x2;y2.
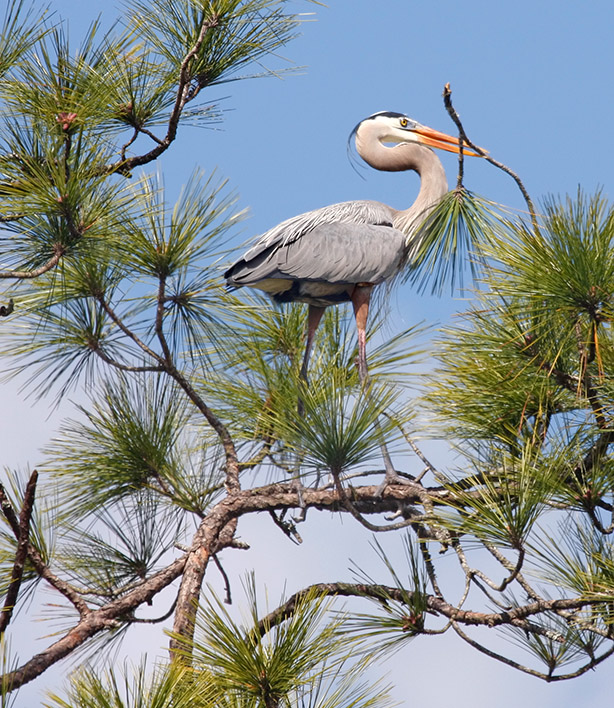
225;111;480;384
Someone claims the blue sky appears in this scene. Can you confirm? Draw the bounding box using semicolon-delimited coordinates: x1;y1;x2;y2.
5;0;614;705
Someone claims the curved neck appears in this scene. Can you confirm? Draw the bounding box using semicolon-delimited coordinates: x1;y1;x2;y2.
356;129;449;237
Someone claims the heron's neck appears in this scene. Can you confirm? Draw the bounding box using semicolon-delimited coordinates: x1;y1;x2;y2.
357;137;449;240
394;150;448;238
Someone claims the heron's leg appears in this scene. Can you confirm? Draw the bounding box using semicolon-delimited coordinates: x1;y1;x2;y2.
351;285;401;493
351;285;372;385
300;305;326;382
294;304;325;522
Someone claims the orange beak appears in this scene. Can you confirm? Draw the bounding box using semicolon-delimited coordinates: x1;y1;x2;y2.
412;124;487;157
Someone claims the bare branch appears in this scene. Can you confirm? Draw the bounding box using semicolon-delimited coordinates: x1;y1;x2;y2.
451;621;552;680
2;555;187;691
120;127;140;163
413;524;444;598
0;481;89;616
442;83;540;235
452;620;614;682
268;510;303;545
132;594;178;624
0;486;19;538
390;417;442;483
483;541;542;600
169;477;441;655
0;245;64;279
0;299;13;316
0;471;608;690
96;294;166;365
255;582;409;637
451;536;522;594
212;554;232;604
155;274;173;365
139;126;165;146
0;470;37;634
252;579;608;642
166;362;241;494
91;345;165;373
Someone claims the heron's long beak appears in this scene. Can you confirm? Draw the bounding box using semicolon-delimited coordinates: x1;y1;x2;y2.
412;125;486;157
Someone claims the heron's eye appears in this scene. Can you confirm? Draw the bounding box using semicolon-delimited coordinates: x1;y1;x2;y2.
399;117;409;128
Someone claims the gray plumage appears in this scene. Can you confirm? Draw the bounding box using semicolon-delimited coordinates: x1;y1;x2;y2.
241;199;396;258
227;212;406;307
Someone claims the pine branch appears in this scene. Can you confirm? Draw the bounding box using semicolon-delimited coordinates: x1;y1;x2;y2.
91;345;165;373
330;468;418;533
0;479;89;617
0;244;65;279
452;620;614;682
106;14;219;174
95;294;166;365
253;580;606;639
0;473;609;691
1;555;188;691
0;470;37;634
212;553;232;605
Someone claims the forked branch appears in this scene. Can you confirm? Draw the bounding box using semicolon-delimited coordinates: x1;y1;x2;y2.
0;470;37;634
442;83;540;235
108;14;219;174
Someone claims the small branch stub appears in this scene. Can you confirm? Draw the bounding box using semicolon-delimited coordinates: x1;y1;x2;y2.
0;299;13;316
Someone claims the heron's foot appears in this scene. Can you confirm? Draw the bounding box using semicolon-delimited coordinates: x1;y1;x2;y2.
292;477;308;522
354;355;369;385
375;464;412;497
373;440;408;496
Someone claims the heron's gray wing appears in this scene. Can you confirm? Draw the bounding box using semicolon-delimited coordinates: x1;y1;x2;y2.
237;199;396;263
227;223;406;286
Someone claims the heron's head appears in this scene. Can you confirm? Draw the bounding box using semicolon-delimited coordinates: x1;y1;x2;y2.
350;111;484;158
